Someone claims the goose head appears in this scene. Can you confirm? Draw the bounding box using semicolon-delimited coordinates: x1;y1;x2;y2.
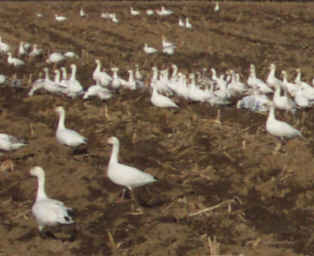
30;166;45;177
108;136;119;145
55;106;65;115
269;63;276;71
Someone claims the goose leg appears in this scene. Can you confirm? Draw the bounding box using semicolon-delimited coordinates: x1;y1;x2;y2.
129;190;144;215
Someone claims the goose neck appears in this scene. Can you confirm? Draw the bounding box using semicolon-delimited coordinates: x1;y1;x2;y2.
109;141;119;165
57;110;66;130
70;65;77;81
36;174;48;200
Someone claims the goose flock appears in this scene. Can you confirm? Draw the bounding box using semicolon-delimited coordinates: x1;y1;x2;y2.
0;3;311;241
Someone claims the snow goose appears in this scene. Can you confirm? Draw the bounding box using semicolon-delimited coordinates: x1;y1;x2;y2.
30;166;74;234
214;1;220;12
0;74;6;85
7;52;24;67
146;9;154;16
143;43;158;54
83;81;112;100
295;68;314;99
247;64;272;94
0;37;10;53
18;41;27;57
281;70;298;97
151;86;178;108
112;67;128;89
107;137;157;198
80;8;86;17
93;59;112;86
156;6;173;16
55;14;67;22
135;64;143;81
62;64;84;98
266;103;303;152
130;7;140;16
266;63;283;90
46;52;65;64
185;17;192;29
29;44;43;57
273;83;297;114
55;106;87;147
111;14;119;23
178;18;184;27
0;133;26;151
64;51;79;59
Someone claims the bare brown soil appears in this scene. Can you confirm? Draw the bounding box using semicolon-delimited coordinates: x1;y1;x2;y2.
1;1;314;256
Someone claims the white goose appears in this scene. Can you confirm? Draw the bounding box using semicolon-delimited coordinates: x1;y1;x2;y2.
266;63;283;90
143;44;158;54
146;9;154;16
156;6;173;16
63;64;84;98
80;8;86;17
55;106;87;147
18;41;27;57
0;37;10;53
107;137;157;192
130;7;140;16
7;52;24;67
266;103;303;141
55;14;67;22
83;81;113;100
30;166;74;233
29;44;43;57
151;86;178;108
46;52;65;64
247;64;273;94
185;17;192;29
93;59;112;86
0;133;26;151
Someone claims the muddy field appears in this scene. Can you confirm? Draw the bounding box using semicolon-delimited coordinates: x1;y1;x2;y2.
1;1;314;255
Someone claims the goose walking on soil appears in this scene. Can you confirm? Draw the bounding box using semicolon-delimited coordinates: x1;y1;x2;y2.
107;137;157;206
266;103;303;152
30;166;74;236
55;106;87;147
0;133;26;151
7;52;24;67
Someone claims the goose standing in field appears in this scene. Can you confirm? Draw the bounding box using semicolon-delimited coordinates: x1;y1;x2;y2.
80;8;86;17
266;63;283;90
247;64;273;94
178;18;184;27
156;6;173;16
143;43;158;54
83;80;113;100
146;9;154;16
266;103;303;152
55;106;87;147
185;17;192;29
29;44;43;58
93;59;112;86
64;51;79;59
107;136;157;203
111;13;119;23
0;133;26;151
214;1;220;12
30;166;74;236
0;37;10;53
46;52;65;64
130;7;140;16
55;14;67;22
7;52;24;67
151;86;178;108
62;64;84;98
18;41;27;57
